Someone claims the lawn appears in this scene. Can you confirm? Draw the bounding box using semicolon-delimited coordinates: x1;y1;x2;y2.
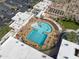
66;32;77;43
32;0;41;6
0;25;11;40
58;20;79;30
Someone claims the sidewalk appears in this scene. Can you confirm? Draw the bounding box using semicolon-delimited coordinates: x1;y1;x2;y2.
65;29;79;33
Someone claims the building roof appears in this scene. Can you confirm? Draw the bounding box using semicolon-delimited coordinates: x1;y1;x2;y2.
0;36;54;59
33;0;52;18
9;12;34;32
33;0;52;11
57;39;79;59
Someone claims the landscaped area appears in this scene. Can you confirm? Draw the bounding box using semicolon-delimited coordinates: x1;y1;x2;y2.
32;0;41;6
0;25;11;40
58;19;79;30
66;32;77;43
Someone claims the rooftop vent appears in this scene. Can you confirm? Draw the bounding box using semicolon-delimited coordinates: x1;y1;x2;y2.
75;48;79;57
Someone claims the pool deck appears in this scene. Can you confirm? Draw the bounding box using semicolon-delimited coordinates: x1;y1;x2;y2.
17;17;59;50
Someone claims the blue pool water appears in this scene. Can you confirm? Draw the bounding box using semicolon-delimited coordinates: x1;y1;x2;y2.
38;22;52;33
27;22;52;45
27;30;47;45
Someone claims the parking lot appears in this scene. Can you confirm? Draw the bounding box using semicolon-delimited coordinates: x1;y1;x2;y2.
0;0;32;26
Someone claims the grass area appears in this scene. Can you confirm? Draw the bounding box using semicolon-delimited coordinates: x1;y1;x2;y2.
66;32;77;43
32;0;41;6
0;25;11;40
58;20;79;30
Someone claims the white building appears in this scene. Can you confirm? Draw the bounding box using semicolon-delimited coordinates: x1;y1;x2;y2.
32;0;52;18
0;36;54;59
33;0;51;11
57;39;79;59
9;11;34;32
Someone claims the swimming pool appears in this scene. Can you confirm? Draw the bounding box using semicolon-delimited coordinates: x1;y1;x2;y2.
27;30;47;45
27;22;52;45
32;22;52;33
38;22;52;33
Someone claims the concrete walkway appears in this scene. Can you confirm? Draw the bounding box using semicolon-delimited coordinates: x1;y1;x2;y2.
65;29;79;33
